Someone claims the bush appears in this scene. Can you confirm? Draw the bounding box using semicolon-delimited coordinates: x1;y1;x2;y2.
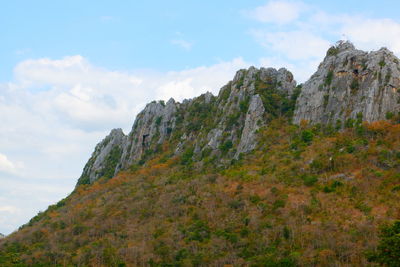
301;130;314;144
326;46;339;56
302;175;318;187
180;147;194;165
367;221;400;266
325;71;334;86
219;140;233;153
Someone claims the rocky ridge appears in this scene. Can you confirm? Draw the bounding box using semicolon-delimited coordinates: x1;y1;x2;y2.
78;42;400;185
294;41;400;125
77;67;297;184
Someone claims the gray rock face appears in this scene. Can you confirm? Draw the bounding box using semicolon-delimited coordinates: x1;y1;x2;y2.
77;66;296;185
294;41;400;125
117;98;178;171
78;128;127;184
235;94;265;157
77;42;400;186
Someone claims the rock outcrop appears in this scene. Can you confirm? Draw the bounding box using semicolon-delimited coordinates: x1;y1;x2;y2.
294;41;400;125
77;67;296;185
78;41;400;186
77;128;127;184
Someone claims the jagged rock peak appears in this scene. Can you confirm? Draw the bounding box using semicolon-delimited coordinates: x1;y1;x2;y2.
331;40;355;53
233;66;295;89
294;41;400;125
77;65;297;185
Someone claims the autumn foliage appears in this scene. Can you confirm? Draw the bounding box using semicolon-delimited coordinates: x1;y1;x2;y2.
1;118;400;266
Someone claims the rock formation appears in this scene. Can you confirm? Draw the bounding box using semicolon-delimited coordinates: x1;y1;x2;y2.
294;41;400;125
78;42;400;185
77;67;296;185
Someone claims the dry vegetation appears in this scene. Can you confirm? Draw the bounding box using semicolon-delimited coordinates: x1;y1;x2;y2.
1;118;400;266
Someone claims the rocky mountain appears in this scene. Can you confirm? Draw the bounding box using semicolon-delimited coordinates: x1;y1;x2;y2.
78;66;298;185
1;41;400;266
79;41;400;186
294;41;400;125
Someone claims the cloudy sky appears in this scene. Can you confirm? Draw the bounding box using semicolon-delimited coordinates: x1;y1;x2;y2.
1;0;400;235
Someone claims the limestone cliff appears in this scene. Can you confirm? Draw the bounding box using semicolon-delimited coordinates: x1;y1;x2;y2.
77;67;297;185
78;41;400;186
294;41;400;125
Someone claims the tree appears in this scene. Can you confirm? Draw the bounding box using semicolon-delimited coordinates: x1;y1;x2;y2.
367;221;400;266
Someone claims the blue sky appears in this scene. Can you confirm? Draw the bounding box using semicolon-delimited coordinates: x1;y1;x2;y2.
1;0;400;235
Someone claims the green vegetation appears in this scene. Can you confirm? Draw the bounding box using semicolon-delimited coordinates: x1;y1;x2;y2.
254;77;300;120
367;221;400;266
323;94;329;108
325;70;334;86
2;117;399;266
350;78;360;94
326;46;339;56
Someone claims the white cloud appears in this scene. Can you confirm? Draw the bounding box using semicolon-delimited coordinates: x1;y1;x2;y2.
248;0;307;24
0;153;21;175
258;56;320;83
0;56;250;234
171;39;193;50
251;30;330;61
156;57;248;100
246;1;400;82
341;18;400;54
0;205;20;214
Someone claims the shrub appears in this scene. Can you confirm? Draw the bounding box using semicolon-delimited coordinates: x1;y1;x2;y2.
219;140;233;153
155;116;162;126
325;71;334;86
326;46;339;56
185;220;211;242
239;96;250;113
302;174;318;187
367;221;400;266
386;112;395;120
180;147;194;165
301;130;314;144
350;79;359;93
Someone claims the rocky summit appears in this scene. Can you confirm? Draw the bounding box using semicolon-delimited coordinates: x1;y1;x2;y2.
79;41;400;185
294;41;400;125
78;66;298;185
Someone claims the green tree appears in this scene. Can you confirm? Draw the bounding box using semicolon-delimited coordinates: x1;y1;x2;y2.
367;221;400;266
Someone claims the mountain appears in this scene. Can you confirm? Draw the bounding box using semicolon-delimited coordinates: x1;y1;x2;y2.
294;41;400;124
78;42;400;186
0;41;399;266
77;67;298;185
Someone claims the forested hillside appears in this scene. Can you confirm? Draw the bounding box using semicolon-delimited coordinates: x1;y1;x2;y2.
1;42;400;266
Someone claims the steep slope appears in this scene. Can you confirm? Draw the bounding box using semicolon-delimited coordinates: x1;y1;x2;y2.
1;118;400;266
78;66;297;185
1;42;400;266
294;41;400;125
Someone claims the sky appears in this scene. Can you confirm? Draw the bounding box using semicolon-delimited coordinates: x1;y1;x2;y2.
2;0;400;235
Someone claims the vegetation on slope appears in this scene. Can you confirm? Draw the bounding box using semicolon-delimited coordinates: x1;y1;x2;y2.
1;115;400;266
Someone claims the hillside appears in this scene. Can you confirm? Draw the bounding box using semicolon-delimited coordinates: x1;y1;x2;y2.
0;41;400;266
